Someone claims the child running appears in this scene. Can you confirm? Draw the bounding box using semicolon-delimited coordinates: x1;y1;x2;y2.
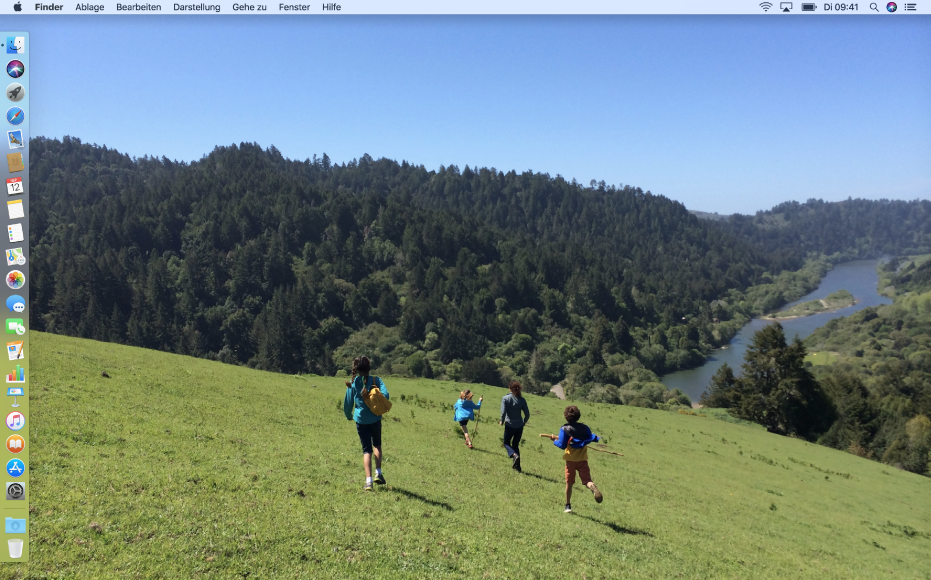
543;405;603;513
453;390;483;449
343;356;390;491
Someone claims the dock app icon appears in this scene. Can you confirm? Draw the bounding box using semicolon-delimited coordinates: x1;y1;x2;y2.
6;177;22;195
7;199;23;220
7;224;22;243
6;341;22;360
6;153;23;173
6;482;24;500
6;130;22;149
5;248;23;265
4;516;24;533
5;38;24;55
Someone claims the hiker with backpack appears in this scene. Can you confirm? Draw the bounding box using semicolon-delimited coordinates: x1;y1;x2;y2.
499;380;530;472
453;390;483;450
541;405;603;513
343;356;391;491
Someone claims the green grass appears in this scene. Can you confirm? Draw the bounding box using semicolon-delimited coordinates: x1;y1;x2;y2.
804;351;840;366
19;332;931;578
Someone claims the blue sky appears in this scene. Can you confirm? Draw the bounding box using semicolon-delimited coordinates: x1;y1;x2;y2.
14;15;931;214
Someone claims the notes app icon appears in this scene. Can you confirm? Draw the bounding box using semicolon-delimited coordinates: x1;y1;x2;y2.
6;200;22;220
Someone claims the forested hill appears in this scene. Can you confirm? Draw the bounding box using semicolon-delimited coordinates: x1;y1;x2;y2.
718;198;931;260
28;138;768;376
25;137;931;400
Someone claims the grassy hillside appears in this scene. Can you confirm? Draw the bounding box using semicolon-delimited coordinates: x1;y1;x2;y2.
22;332;931;579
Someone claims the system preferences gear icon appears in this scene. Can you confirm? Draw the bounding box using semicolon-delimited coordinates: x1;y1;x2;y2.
6;481;23;500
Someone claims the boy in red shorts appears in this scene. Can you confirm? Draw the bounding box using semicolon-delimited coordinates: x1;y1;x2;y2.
544;405;603;513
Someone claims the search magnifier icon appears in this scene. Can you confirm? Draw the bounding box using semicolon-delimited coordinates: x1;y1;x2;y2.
870;2;879;9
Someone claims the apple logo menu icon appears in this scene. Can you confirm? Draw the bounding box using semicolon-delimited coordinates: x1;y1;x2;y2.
13;2;21;10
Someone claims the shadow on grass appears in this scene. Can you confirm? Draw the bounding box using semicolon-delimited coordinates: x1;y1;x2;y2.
389;487;454;511
521;471;561;485
468;446;497;455
572;513;654;537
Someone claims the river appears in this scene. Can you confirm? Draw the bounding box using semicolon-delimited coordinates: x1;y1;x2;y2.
660;259;893;404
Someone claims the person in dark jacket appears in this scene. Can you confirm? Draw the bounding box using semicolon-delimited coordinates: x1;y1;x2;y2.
499;381;530;472
343;356;390;491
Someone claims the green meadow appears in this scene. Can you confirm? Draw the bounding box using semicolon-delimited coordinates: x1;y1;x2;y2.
18;332;931;579
804;351;840;366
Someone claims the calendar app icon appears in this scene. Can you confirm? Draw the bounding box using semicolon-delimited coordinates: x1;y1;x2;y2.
6;177;22;196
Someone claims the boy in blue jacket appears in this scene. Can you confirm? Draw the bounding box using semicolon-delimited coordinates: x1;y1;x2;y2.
343;356;390;491
543;405;603;513
453;390;483;449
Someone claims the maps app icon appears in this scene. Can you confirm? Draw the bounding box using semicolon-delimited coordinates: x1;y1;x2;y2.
5;248;23;266
5;295;23;313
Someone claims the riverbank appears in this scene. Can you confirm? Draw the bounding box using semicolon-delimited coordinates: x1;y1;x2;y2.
762;290;858;321
660;260;891;404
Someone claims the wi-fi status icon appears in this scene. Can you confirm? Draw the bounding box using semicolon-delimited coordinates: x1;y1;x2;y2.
760;1;773;9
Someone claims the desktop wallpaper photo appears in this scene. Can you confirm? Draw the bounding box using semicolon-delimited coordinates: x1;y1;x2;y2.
6;14;931;578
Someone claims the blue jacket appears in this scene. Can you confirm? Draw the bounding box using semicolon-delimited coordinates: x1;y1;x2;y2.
553;422;600;449
343;375;390;425
453;398;482;422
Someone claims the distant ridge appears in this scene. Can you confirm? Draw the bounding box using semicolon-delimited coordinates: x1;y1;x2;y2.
689;210;732;221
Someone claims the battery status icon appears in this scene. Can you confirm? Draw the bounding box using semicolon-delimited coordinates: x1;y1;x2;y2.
801;2;816;9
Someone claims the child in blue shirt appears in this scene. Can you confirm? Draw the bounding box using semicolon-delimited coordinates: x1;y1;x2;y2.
543;405;603;513
343;356;390;491
453;389;483;449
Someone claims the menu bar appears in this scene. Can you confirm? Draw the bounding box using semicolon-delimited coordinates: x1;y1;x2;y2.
2;0;927;13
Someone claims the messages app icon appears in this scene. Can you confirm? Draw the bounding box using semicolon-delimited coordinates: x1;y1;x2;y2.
5;295;23;313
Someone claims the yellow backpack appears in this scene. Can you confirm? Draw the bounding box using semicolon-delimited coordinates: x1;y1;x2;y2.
362;376;392;416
